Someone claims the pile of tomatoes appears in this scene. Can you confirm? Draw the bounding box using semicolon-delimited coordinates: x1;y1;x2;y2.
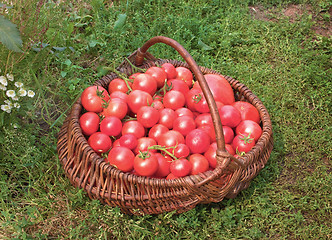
79;63;262;179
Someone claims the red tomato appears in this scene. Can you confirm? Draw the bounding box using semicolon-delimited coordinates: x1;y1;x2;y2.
225;144;235;155
132;73;157;96
232;101;260;124
232;134;256;154
189;154;209;175
100;116;122;136
148;124;169;142
162;63;177;80
173;116;196;136
204;142;218;168
134;152;159;177
203;74;235;105
154;153;172;178
137;106;160;128
195;113;213;127
173;143;190;159
167;79;190;95
170;158;192;177
109;91;128;103
185;88;201;112
186;129;210;154
127;90;153;114
151;100;164;110
113;139;121;147
79;112;100;136
145;66;167;88
163;90;186;110
235;120;262;142
129;72;141;80
119;134;138;150
88;132;112;153
101;98;128;119
193;91;210;113
81;86;109;113
198;124;216;142
158;130;185;148
222;125;234;144
166;173;178;180
175;107;194;119
108;78;132;94
107;146;135;172
122;120;145;139
158;108;176;129
218;105;242;128
175;67;193;88
134;137;157;155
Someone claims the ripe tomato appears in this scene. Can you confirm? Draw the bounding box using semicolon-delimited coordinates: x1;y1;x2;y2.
186;129;211;154
173;143;190;159
225;144;235;155
145;66;167;88
109;91;128;103
161;63;177;80
232;101;260;124
151;100;164;110
185;88;201;112
232;134;256;154
132;73;157;96
79;112;100;136
163;90;186;110
166;79;190;95
166;173;178;180
158;130;185;148
195;113;213;127
107;146;135;172
134;152;159;177
134;137;157;155
108;78;132;94
122;120;145;139
81;86;109;113
127;90;153;114
175;107;194;119
198;124;216;143
192;91;210;113
170;158;192;177
219;105;242;128
235;120;262;142
154;153;172;178
158;108;176;129
148;124;169;142
88;132;112;153
189;154;209;175
204;142;218;168
119;134;138;150
175;67;193;88
222;125;234;144
173;116;196;136
203;74;235;105
101;98;128;119
100;116;122;137
137;106;160;128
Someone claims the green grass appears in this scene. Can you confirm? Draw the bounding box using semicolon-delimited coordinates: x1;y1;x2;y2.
0;0;331;239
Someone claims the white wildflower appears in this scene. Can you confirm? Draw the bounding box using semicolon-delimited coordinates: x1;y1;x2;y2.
12;96;19;101
14;82;24;88
6;74;14;81
6;90;16;98
0;76;8;86
13;103;20;109
18;88;27;96
1;104;11;113
27;90;35;98
4;99;12;106
12;123;18;129
0;84;6;91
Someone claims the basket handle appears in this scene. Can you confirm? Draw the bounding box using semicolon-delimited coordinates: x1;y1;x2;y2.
135;36;246;176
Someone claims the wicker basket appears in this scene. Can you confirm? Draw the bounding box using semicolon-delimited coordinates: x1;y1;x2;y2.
57;36;273;215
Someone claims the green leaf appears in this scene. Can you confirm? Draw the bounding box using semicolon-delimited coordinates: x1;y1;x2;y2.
0;15;23;52
113;13;127;30
198;39;213;51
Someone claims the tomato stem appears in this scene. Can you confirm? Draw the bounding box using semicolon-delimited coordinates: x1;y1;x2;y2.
147;145;178;160
239;132;254;144
124;57;146;73
193;94;202;103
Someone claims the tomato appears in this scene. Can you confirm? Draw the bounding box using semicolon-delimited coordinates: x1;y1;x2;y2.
134;137;157;155
204;142;218;168
88;132;112;153
151;100;164;110
107;146;135;172
119;134;138;150
185;88;201;112
175;107;194;119
81;86;109;113
203;74;235;105
175;67;193;88
134;152;159;177
225;144;235;155
127;90;153;114
158;130;185;148
193;91;210;113
235;120;262;142
109;91;128;103
198;124;216;142
189;154;209;175
232;101;260;124
132;73;157;96
166;173;178;180
100;116;122;137
170;158;192;177
173;143;190;159
195;113;213;127
163;90;185;110
108;78;132;94
148;124;169;142
122;120;145;139
79;112;100;136
172;116;196;137
218;105;242;128
137;106;160;128
154;153;172;178
232;134;256;154
186;129;210;154
222;125;234;144
113;139;121;147
161;63;177;80
158;108;176;129
145;66;167;88
167;79;190;95
101;98;128;119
